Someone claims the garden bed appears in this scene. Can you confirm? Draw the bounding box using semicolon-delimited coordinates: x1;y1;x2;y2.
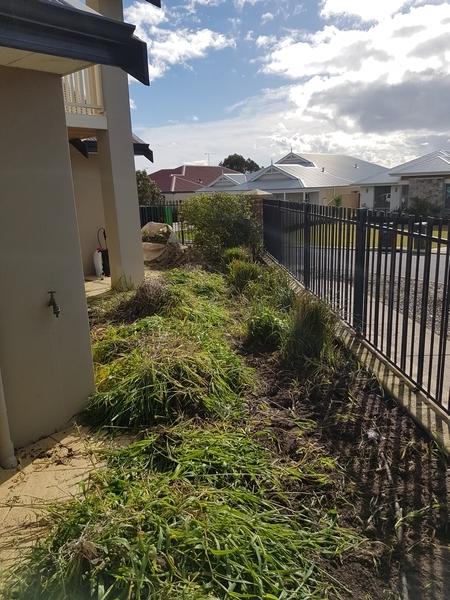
2;259;448;599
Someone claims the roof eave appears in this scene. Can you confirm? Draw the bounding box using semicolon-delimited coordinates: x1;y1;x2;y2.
0;0;150;84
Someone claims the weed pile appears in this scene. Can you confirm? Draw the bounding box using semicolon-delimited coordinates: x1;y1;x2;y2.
6;423;360;600
86;270;252;428
3;264;364;600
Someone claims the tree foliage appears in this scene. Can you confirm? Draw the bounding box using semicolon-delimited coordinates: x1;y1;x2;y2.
136;170;164;206
180;193;261;264
220;153;261;174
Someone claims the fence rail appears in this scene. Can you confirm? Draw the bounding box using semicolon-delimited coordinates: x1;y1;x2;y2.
263;199;450;414
139;204;194;245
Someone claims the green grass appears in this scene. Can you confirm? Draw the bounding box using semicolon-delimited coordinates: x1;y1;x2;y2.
3;265;365;600
5;472;359;600
86;270;253;428
287;223;448;250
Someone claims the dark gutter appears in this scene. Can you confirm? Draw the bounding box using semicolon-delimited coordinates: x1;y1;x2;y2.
0;0;150;84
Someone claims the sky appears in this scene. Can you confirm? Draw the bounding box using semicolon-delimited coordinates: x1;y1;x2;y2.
124;0;450;172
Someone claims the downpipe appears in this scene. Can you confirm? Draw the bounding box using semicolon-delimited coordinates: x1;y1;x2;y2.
0;367;17;469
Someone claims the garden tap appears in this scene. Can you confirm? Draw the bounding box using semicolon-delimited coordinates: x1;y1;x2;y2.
48;291;61;318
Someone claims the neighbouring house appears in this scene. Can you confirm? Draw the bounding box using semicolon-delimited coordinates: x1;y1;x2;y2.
358;150;450;213
0;0;158;463
149;165;241;202
199;151;387;208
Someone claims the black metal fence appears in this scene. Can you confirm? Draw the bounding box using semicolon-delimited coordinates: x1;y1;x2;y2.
139;203;194;245
263;199;450;414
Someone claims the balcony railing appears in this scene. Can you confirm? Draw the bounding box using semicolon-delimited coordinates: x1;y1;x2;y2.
62;65;104;116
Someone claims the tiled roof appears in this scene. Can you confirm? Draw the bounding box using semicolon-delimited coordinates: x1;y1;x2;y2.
149;165;239;193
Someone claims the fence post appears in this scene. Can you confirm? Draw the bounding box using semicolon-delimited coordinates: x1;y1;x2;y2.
277;198;282;262
303;202;311;289
353;208;367;336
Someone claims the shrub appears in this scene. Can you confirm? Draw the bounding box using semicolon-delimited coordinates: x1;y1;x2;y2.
227;259;263;293
222;246;252;266
408;197;441;219
283;293;336;368
179;193;261;263
246;304;287;351
107;279;176;323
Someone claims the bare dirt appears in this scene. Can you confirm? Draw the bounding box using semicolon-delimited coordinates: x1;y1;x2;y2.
242;349;450;600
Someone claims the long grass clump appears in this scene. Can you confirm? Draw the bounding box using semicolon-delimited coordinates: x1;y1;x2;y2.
5;471;359;600
283;293;337;370
5;418;360;600
86;335;251;428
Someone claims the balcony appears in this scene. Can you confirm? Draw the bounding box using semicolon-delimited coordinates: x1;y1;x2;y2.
62;65;107;129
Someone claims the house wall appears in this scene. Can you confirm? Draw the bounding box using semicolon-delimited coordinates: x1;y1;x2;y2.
317;187;359;208
70;149;106;276
361;185;405;211
0;67;94;448
407;177;445;208
360;187;375;208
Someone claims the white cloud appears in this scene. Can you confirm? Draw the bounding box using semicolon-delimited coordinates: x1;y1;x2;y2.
192;115;200;121
125;1;234;81
261;3;450;85
321;0;409;22
261;11;274;24
130;98;137;110
134;2;450;172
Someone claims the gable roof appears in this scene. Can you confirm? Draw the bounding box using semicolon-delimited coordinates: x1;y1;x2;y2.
389;150;450;176
149;165;240;193
0;0;150;83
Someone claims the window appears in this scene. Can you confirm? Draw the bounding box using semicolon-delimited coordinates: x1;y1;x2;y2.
445;184;450;209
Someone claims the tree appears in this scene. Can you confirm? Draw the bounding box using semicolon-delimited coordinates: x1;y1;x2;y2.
136;170;164;205
220;154;261;174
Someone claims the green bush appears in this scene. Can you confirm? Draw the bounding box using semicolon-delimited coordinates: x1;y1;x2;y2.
408;197;441;218
179;193;261;263
246;304;287;351
222;246;252;266
283;293;336;368
227;259;263;292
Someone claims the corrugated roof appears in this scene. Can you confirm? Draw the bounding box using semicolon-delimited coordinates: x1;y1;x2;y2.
389;150;450;176
356;170;402;186
200;153;386;194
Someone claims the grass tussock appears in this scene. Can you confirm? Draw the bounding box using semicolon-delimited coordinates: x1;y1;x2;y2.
246;304;288;351
283;293;337;369
222;246;253;266
85;269;253;428
86;330;252;428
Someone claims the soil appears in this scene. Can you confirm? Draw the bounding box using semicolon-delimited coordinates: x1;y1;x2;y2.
241;348;450;600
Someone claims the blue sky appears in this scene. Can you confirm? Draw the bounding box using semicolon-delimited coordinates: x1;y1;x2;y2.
123;0;450;171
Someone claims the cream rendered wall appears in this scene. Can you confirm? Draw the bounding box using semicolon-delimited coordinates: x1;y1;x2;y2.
70;148;106;276
0;67;94;448
86;0;144;289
